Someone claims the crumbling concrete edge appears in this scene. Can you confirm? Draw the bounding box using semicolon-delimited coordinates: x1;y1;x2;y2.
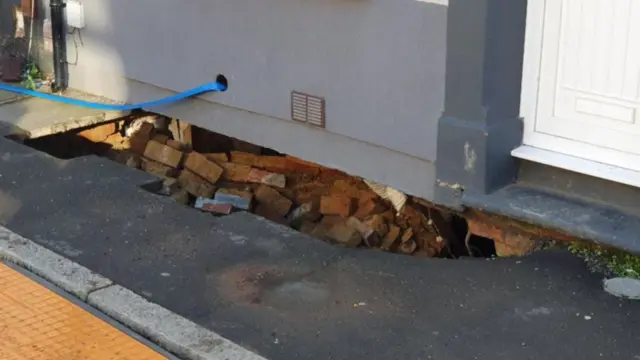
0;225;267;360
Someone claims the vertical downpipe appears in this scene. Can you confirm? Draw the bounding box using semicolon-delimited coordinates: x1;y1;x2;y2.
50;0;67;92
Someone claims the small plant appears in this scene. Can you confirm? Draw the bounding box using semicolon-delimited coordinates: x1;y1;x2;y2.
569;242;640;279
21;60;44;90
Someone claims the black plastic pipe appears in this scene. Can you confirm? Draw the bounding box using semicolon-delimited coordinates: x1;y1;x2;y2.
50;0;67;92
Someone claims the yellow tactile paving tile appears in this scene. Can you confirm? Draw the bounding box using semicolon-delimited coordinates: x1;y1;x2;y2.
0;263;167;360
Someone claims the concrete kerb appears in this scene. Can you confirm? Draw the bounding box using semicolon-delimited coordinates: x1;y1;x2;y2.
0;226;267;360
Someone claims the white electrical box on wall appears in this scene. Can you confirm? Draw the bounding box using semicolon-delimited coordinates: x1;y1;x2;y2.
65;0;85;29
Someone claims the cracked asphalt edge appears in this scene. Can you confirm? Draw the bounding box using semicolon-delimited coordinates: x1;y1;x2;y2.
0;225;268;360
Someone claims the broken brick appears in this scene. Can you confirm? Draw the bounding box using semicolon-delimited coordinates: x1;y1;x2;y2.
254;203;288;225
346;217;379;248
205;153;229;163
141;159;178;177
247;169;286;188
320;195;354;218
220;162;253;182
254;185;292;217
495;231;540;257
353;199;384;220
363;214;388;236
213;188;253;210
194;197;233;215
184;152;224;184
178;170;216;198
230;151;259;166
77;122;117;143
143;140;183;168
287;202;322;228
327;222;362;248
380;225;401;251
165;139;185;151
129;122;154;154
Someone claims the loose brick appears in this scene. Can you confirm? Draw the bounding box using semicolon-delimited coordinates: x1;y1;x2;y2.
213;189;253;210
77;122;117;143
346;217;379;248
283;156;321;175
184;152;224;184
254;203;288;225
152;134;170;144
327;222;362;248
247;169;286;188
380;225;401;251
353;199;384;220
129;122;154;154
177;170;216;198
364;214;388;236
220;162;253;182
143;140;183;168
194;198;233;215
141;159;178;177
320;195;353;218
320;215;345;226
398;239;417;254
205;153;229;163
230;151;259;166
165;139;185;151
287;202;321;228
254;185;292;217
495;231;540;257
400;228;414;244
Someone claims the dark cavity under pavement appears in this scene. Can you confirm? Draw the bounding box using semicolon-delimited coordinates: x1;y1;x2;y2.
0;136;637;360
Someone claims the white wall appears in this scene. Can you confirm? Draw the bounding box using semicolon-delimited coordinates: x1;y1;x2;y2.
62;0;447;199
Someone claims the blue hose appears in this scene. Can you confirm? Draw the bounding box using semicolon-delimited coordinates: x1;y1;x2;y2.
0;81;227;111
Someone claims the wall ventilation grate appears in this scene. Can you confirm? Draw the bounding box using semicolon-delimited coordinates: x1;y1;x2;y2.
291;91;325;128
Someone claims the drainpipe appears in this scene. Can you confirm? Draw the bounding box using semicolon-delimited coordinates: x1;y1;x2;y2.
49;0;67;92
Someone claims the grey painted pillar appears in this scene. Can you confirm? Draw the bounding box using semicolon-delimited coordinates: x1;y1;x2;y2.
434;0;528;208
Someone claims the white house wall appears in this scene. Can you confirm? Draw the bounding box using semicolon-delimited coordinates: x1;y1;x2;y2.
60;0;448;199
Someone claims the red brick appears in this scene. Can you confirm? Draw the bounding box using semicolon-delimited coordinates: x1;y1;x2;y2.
177;170;216;198
320;215;345;226
195;198;233;215
400;228;414;244
495;231;539;257
320;195;354;218
77;123;117;143
205;153;229;163
220;162;253;182
398;239;417;255
254;185;292;217
353;199;384;220
143;140;183;168
247;169;286;188
230;151;259;166
184;152;224;184
363;214;388;236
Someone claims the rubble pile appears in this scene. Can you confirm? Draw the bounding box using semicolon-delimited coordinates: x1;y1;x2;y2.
97;117;450;257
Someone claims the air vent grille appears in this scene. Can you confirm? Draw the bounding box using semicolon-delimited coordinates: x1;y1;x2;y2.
291;91;325;128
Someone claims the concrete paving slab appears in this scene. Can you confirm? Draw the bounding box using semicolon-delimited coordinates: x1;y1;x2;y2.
0;137;637;360
0;88;128;138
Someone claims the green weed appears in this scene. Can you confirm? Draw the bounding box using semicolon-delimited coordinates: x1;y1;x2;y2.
569;243;640;279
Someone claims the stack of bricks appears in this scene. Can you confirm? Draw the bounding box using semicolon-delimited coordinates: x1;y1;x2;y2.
108;116;450;258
